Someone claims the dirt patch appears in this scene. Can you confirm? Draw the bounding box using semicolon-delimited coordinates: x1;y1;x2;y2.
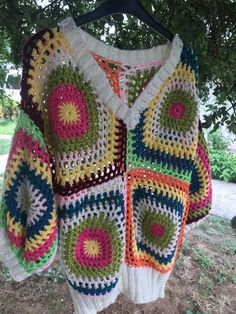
0;215;235;314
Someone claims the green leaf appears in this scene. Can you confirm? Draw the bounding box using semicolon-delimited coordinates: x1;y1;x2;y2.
113;14;124;22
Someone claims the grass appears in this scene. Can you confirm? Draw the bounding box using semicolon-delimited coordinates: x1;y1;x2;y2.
0;120;15;155
0;264;13;282
0;263;66;284
232;274;236;284
0;173;3;191
36;265;65;283
221;239;236;255
202;215;231;235
0;213;235;313
198;272;214;297
177;214;236;313
0;120;16;135
181;240;192;255
0;138;12;155
192;248;213;269
214;272;227;285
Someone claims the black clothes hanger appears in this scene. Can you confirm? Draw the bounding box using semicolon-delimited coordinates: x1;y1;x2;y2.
73;0;174;41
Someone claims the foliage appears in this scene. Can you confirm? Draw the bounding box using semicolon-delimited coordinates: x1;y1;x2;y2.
0;96;19;121
0;29;12;109
207;129;231;151
0;1;235;133
179;215;235;312
192;248;212;269
0;31;10;87
199;272;214;297
0;264;13;282
36;265;65;283
232;274;236;285
207;129;236;183
209;150;236;183
0;263;65;284
214;273;227;285
0;139;12;155
0;120;16;135
181;240;192;255
221;239;236;255
202;215;231;235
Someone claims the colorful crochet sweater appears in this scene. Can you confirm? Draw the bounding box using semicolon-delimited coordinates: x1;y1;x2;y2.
0;16;212;314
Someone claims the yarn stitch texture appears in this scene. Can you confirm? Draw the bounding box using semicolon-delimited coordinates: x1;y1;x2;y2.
0;16;212;314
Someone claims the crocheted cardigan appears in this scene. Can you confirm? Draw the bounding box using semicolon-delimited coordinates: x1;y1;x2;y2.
0;16;212;314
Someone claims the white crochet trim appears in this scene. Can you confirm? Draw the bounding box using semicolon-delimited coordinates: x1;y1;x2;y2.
58;16;183;130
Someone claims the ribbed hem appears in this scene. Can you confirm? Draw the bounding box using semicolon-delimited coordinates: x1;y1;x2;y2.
0;228;57;281
66;263;172;313
67;278;123;314
0;229;31;281
121;263;172;303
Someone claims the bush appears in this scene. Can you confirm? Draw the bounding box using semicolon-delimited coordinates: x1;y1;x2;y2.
207;129;236;183
0;95;19;121
209;149;236;183
207;129;231;151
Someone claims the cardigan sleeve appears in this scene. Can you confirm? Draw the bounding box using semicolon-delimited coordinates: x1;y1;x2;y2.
186;119;213;224
0;109;58;281
0;29;59;281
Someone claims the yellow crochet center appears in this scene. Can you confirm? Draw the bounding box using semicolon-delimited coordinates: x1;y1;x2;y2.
59;102;80;124
84;240;101;257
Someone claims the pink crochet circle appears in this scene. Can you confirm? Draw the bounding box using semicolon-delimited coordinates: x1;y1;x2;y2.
168;102;186;120
150;223;165;238
48;83;89;139
74;227;112;268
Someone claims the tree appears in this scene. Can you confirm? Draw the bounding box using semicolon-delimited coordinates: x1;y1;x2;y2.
0;0;235;134
0;28;12;106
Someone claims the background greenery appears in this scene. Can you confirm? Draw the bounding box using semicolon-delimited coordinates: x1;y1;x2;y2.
0;0;236;182
207;129;236;183
0;0;235;134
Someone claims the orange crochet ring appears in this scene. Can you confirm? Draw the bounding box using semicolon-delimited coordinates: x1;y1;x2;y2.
125;168;190;273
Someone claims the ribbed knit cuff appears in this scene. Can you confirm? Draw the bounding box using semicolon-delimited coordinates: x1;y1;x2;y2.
121;263;172;303
67;279;122;314
0;228;58;281
0;229;31;281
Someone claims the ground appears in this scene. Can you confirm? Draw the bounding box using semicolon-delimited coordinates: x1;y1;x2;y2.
0;215;236;314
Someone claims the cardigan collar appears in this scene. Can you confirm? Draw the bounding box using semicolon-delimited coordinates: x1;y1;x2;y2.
58;16;184;130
